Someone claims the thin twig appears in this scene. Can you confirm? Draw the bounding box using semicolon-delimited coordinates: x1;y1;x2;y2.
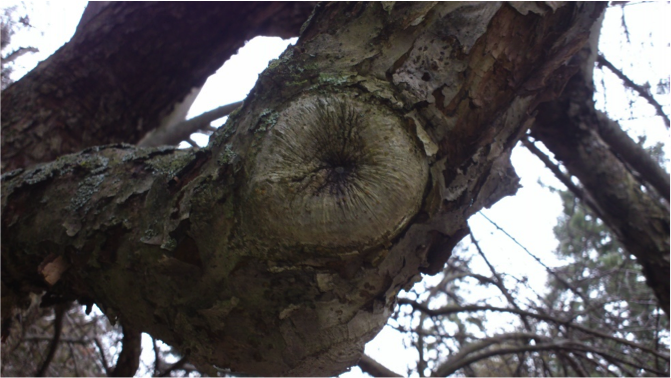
469;230;531;327
138;101;243;147
477;211;592;306
357;354;403;377
435;336;666;377
2;46;39;64
597;54;670;127
522;137;607;221
397;299;670;361
93;337;111;376
435;342;570;376
35;304;66;377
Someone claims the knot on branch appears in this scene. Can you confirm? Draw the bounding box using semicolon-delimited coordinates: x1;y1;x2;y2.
244;94;429;250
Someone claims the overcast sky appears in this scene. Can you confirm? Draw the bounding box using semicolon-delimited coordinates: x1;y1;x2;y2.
3;2;668;376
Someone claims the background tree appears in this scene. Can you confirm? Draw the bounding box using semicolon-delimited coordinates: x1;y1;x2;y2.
0;2;656;378
395;189;668;376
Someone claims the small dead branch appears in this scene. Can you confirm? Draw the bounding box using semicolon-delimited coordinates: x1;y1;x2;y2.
358;354;402;377
597;54;670;128
138;101;242;147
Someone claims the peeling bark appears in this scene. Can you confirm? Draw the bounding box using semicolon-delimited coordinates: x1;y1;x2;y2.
2;2;605;376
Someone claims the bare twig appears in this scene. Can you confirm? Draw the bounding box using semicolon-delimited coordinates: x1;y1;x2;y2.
435;341;570;376
469;230;530;323
2;46;39;64
597;54;670;127
433;338;665;377
397;299;670;361
358;354;403;377
557;351;589;377
93;337;111;376
138;101;243;147
24;335;92;344
522;137;607;221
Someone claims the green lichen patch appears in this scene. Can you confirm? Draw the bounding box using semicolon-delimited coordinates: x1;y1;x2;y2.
69;174;106;212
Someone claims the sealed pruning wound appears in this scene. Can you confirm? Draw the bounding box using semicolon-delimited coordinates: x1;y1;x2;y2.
245;94;429;250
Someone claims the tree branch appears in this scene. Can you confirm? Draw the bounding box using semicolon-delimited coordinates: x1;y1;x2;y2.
2;46;39;64
357;354;402;378
1;2;315;171
93;337;111;376
478;212;592;305
596;54;670;128
1;2;607;375
469;230;531;327
397;299;671;361
110;324;142;377
521;136;607;220
138;101;243;147
433;338;666;377
533;64;670;316
594;113;670;202
35;304;66;377
435;341;571;377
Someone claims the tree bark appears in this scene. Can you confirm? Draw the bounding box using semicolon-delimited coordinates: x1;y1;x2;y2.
2;2;605;375
1;2;316;172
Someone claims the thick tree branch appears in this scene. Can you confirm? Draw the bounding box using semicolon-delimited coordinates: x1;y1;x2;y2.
532;68;670;316
93;337;112;375
521;137;607;220
1;2;315;171
594;114;670;202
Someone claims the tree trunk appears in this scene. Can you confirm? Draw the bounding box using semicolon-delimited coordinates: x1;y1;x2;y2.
2;2;605;376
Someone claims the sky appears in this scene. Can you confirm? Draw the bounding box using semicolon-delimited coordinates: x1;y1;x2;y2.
3;2;669;377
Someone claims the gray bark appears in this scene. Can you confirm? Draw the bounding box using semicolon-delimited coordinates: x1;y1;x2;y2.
2;2;605;375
